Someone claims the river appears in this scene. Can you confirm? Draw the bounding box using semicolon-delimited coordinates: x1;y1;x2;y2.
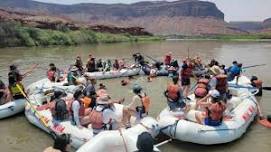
0;40;270;152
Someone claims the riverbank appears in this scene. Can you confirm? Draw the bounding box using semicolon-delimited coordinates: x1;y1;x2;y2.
165;34;271;41
0;21;162;48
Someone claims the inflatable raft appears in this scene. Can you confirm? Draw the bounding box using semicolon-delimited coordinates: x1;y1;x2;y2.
158;76;258;145
84;67;141;80
0;98;26;119
141;65;169;76
77;117;160;152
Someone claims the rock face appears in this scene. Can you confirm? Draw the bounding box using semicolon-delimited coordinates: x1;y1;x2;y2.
0;0;246;35
0;8;152;36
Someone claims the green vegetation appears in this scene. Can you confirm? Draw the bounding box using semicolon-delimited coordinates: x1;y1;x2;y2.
168;34;271;41
0;21;162;48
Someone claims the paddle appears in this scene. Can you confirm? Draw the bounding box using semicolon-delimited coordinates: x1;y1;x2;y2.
22;64;39;78
242;64;266;69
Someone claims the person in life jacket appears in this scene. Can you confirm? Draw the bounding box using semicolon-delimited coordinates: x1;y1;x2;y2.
75;56;84;75
195;90;226;126
83;76;97;109
67;66;80;86
251;76;263;96
52;89;68;122
70;89;92;128
215;74;228;96
8;64;25;100
0;79;11;105
180;59;193;97
86;56;97;72
47;63;61;82
113;59;120;71
148;64;158;82
89;93;120;135
194;77;210;99
164;52;172;66
164;76;186;111
125;84;151;125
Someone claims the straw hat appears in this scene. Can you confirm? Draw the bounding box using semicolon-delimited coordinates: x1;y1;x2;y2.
70;66;78;72
210;65;222;76
97;94;110;105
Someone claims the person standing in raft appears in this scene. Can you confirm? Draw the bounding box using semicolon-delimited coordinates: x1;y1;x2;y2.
0;78;11;105
195;90;226;126
123;84;151;126
164;76;186;111
180;58;193;98
8;64;34;100
67;66;82;86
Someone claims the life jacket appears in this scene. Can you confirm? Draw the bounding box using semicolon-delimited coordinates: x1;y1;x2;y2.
8;71;22;86
54;98;68;121
89;107;107;129
82;96;92;108
9;82;24;98
215;74;228;94
181;65;193;78
194;78;209;98
167;83;180;101
138;93;151;113
164;55;171;65
47;70;55;81
207;103;225;121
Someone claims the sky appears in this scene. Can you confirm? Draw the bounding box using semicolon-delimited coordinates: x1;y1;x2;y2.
33;0;271;22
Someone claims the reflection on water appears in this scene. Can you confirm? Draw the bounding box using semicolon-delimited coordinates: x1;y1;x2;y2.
0;41;270;152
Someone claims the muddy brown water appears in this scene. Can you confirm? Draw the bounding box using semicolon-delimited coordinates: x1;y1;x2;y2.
0;41;271;152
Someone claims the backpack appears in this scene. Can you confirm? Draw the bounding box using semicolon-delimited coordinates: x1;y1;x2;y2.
138;93;151;114
54;98;68;121
89;107;107;129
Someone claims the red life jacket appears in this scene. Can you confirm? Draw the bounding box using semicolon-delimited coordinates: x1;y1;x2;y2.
167;83;180;101
207;103;225;121
89;107;107;129
194;78;209;98
181;66;193;78
47;70;55;81
164;55;171;65
252;80;263;88
215;74;228;94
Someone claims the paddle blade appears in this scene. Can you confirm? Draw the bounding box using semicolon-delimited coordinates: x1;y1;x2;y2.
263;87;271;90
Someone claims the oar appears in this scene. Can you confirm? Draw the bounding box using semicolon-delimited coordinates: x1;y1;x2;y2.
242;64;266;69
16;84;51;129
262;87;271;90
155;138;172;147
22;64;39;78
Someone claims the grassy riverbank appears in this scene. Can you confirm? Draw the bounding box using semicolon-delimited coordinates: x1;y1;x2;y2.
0;22;162;48
166;34;271;41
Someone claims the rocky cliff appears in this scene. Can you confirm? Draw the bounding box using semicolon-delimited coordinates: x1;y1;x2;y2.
0;0;247;35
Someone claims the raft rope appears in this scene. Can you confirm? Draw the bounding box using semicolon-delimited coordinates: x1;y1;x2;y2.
119;129;128;152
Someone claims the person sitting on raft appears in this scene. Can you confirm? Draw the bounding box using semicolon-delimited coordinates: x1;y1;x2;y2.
123;84;150;126
86;56;97;72
102;59;112;72
75;56;84;75
164;52;172;66
195;90;226;126
83;77;97;109
67;66;81;86
113;59;120;71
71;89;92;128
47;63;62;82
0;79;11;105
164;76;186;111
133;53;146;66
118;58;126;69
52;89;69;123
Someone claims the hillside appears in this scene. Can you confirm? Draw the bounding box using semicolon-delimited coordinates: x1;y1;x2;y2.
0;0;246;36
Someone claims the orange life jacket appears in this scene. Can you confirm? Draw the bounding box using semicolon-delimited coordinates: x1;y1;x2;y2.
82;96;92;108
215;74;228;94
167;83;180;101
207;103;225;121
138;93;151;113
